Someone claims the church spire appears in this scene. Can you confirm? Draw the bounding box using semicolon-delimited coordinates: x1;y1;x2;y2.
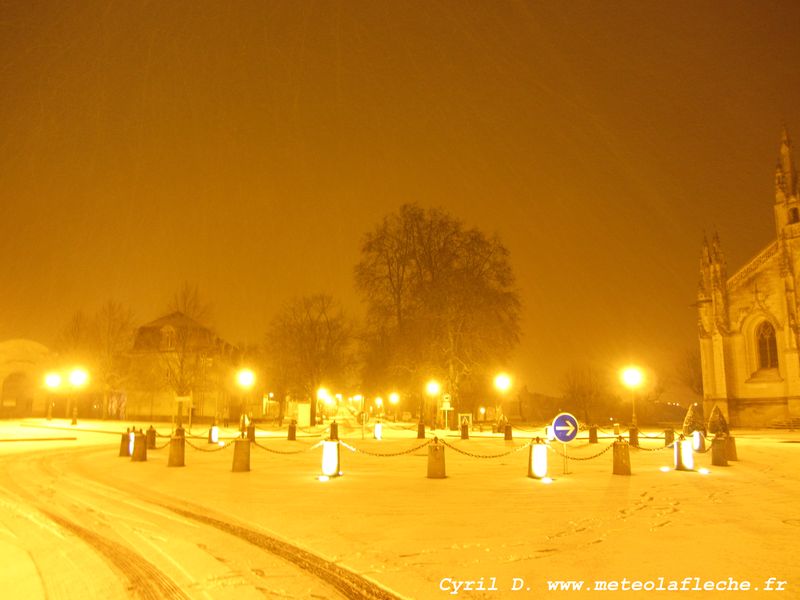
774;127;800;236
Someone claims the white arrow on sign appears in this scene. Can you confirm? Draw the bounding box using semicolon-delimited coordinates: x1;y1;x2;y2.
554;421;575;436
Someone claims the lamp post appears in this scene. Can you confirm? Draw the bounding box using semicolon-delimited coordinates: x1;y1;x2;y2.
620;366;645;428
494;372;512;424
68;368;89;425
389;392;399;421
425;379;441;429
236;368;256;433
44;372;61;420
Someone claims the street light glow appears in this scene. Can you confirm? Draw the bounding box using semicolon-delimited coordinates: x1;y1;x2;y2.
44;372;62;389
236;368;256;389
620;366;644;389
68;368;89;388
389;392;399;405
494;372;512;393
426;380;441;396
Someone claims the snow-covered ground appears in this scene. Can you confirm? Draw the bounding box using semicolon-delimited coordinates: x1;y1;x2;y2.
1;419;798;599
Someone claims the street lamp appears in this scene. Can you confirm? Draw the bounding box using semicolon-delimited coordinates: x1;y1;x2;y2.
425;380;441;429
237;368;256;431
620;365;645;427
389;392;399;421
68;368;89;424
44;372;61;420
493;372;512;425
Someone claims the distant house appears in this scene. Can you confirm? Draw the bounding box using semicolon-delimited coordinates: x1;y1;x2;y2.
0;339;52;417
129;312;238;422
698;129;800;427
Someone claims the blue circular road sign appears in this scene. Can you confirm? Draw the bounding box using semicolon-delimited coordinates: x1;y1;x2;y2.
552;412;579;443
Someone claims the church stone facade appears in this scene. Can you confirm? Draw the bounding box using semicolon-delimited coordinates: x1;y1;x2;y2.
698;129;800;427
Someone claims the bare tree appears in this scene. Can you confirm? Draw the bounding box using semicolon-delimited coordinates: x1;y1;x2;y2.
169;281;213;325
355;204;520;418
265;294;354;425
561;363;608;424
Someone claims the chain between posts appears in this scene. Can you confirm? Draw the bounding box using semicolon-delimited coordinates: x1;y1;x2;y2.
184;438;235;452
547;442;615;461
438;438;531;458
338;440;432;457
252;440;317;455
153;439;171;450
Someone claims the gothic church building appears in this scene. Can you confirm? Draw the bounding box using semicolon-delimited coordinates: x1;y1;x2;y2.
699;129;800;426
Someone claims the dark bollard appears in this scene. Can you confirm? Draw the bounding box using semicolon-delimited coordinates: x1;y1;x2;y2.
460;418;469;440
664;429;674;447
247;422;256;443
711;435;729;467
146;426;156;449
175;426;185;438
726;436;738;461
168;435;185;467
118;429;131;457
612;440;631;475
71;407;78;426
131;431;147;462
427;438;446;478
288;420;297;441
504;423;513;441
629;426;639;448
613;422;620;436
589;426;598;444
417;420;426;439
330;421;339;441
232;438;251;472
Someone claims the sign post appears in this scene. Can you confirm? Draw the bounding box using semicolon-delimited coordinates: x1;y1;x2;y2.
552;412;579;475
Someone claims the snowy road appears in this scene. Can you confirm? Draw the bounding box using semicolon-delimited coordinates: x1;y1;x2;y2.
1;421;799;599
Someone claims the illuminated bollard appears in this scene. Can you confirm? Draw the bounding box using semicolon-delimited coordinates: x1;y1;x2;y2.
374;421;383;440
726;436;738;461
329;421;339;441
711;434;729;467
504;423;513;441
131;431;147;462
528;439;548;479
320;440;342;479
118;429;131;457
417;420;426;439
612;440;631;476
146;425;156;449
664;429;674;447
427;438;446;479
288;420;297;441
460;418;469;440
692;430;705;452
247;422;256;443
208;425;219;444
589;426;598;444
168;435;185;467
232;438;251;472
629;426;639;448
128;430;135;456
674;436;694;471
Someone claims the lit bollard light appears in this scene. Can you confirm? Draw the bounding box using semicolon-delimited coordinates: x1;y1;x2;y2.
374;421;383;440
320;440;342;480
528;438;548;479
674;436;694;471
131;430;147;462
128;430;135;456
692;430;706;452
232;438;251;472
711;434;729;467
612;439;631;476
168;435;185;467
208;425;219;444
427;438;446;479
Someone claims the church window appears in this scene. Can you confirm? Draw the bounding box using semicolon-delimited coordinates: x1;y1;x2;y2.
756;321;778;369
789;207;800;224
